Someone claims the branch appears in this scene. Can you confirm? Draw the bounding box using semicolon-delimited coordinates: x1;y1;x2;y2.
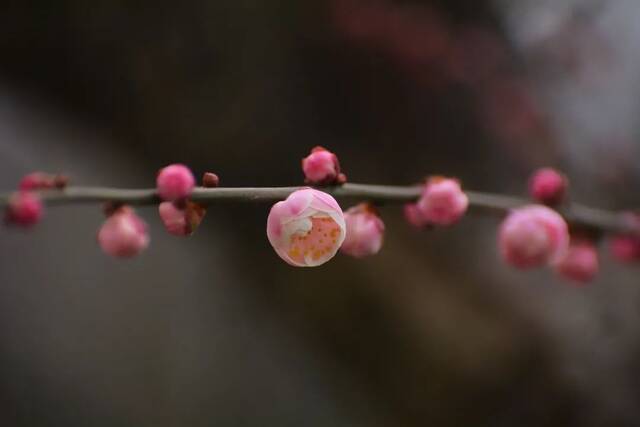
0;183;635;235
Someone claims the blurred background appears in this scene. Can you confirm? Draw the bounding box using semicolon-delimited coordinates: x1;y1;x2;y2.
0;0;639;425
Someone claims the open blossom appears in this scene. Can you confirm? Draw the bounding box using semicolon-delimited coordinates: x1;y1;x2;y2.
98;207;149;258
5;191;44;227
159;201;206;236
529;168;567;205
554;240;599;284
499;205;569;269
340;203;385;258
415;177;468;226
301;146;346;185
156;164;196;201
267;188;346;267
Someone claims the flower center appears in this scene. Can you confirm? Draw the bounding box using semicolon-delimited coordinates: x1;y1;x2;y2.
288;216;342;264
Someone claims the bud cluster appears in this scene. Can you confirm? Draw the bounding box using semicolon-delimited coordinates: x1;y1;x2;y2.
1;155;633;285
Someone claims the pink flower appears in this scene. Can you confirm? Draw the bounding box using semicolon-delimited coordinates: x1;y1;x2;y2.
267;188;346;267
609;235;640;263
403;203;429;228
156;164;196;201
554;240;599;284
529;168;567;205
159;201;206;236
340;203;385;258
301;146;346;185
5;191;44;227
498;205;569;269
19;172;67;191
415;177;468;226
608;213;640;263
98;207;149;258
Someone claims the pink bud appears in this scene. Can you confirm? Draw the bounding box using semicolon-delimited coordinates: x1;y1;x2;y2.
403;203;429;228
554;240;599;284
498;205;569;269
529;168;567;205
340;203;385;258
415;177;469;226
608;235;640;263
19;172;68;191
608;212;640;263
301;146;346;185
98;207;149;258
20;172;50;191
156;164;196;201
5;191;44;227
159;201;206;236
267;188;346;267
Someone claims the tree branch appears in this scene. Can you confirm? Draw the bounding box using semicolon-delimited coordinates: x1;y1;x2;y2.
0;183;635;235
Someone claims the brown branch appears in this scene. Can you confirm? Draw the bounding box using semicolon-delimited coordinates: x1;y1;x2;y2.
0;183;635;235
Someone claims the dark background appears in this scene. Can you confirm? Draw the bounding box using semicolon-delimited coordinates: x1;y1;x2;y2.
0;1;639;426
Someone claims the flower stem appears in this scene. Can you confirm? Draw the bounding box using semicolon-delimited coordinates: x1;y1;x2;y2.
0;183;634;235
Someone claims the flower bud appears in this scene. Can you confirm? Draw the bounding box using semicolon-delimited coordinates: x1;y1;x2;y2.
340;203;385;258
498;205;569;269
156;164;196;201
415;177;468;226
19;172;68;191
5;191;44;227
403;203;429;228
529;167;567;205
554;240;599;284
301;146;346;185
159;201;206;236
202;172;220;188
608;212;640;263
98;207;149;258
608;235;640;263
267;188;346;267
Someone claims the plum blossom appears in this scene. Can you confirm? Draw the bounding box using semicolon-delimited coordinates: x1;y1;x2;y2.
529;168;567;205
156;164;196;201
609;235;640;263
554;239;599;284
403;202;429;228
98;207;149;258
608;213;640;263
301;146;346;185
5;191;44;227
499;205;569;269
19;172;67;191
415;177;468;226
159;201;206;236
267;188;346;267
340;203;385;258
